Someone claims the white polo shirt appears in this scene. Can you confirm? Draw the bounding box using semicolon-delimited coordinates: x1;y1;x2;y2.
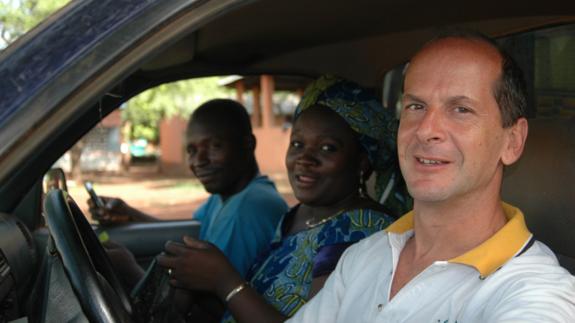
287;203;575;323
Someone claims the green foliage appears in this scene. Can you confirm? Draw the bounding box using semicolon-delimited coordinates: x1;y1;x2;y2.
0;0;70;48
123;77;233;142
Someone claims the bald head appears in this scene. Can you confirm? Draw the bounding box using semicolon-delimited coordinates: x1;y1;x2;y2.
408;33;527;127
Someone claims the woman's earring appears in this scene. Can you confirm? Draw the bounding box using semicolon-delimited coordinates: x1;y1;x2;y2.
359;170;367;198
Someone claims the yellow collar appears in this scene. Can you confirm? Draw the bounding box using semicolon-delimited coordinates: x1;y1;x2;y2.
386;202;532;278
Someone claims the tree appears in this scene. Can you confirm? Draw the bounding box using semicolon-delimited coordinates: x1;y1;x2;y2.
0;0;70;49
123;77;233;143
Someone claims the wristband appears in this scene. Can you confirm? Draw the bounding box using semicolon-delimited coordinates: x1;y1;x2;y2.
224;282;248;302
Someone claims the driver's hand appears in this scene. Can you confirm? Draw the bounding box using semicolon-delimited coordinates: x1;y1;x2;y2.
88;197;132;225
102;240;144;290
103;240;137;264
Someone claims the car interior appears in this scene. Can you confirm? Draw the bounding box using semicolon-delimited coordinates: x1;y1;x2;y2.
0;0;574;322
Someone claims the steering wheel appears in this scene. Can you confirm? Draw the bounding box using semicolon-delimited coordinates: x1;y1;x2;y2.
43;189;133;323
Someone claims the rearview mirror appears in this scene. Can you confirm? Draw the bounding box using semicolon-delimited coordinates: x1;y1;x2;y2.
43;168;68;193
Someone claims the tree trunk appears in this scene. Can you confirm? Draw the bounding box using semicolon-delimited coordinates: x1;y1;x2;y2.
69;138;86;181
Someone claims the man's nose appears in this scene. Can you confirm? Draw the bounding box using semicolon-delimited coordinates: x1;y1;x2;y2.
189;148;209;167
415;108;445;144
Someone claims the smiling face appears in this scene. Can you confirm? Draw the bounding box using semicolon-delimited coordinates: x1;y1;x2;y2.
186;120;250;197
286;106;366;206
398;37;524;206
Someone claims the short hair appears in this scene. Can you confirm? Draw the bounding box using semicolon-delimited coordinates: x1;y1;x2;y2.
422;30;527;127
188;99;253;139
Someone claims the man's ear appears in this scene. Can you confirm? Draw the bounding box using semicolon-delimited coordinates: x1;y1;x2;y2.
501;117;528;166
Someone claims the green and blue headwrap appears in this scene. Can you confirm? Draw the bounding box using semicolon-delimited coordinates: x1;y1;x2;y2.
294;75;397;173
294;75;411;216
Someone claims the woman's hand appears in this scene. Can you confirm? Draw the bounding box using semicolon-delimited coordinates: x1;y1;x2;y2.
158;236;289;323
156;236;244;300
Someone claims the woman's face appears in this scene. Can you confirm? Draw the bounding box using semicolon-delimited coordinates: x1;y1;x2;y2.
286;106;365;206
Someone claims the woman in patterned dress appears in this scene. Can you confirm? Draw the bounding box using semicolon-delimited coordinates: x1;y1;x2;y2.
157;75;405;323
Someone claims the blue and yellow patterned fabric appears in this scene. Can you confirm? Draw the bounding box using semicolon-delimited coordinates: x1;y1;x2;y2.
220;206;394;322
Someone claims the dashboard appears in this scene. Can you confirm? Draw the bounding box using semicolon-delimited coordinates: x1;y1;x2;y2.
0;213;37;321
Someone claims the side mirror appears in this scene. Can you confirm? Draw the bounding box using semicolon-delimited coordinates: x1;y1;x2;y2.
43;168;68;193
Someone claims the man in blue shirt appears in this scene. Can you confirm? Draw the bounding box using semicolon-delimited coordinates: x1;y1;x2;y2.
184;99;288;276
96;99;287;283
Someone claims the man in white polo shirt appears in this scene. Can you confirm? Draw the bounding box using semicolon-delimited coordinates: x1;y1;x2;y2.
287;32;575;322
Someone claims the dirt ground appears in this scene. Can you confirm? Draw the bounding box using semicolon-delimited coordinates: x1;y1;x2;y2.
69;165;296;221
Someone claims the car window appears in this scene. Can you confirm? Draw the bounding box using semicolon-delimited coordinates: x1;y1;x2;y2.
53;76;299;223
530;24;575;119
51;77;225;222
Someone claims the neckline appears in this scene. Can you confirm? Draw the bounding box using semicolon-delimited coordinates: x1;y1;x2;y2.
280;205;381;238
305;209;345;228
